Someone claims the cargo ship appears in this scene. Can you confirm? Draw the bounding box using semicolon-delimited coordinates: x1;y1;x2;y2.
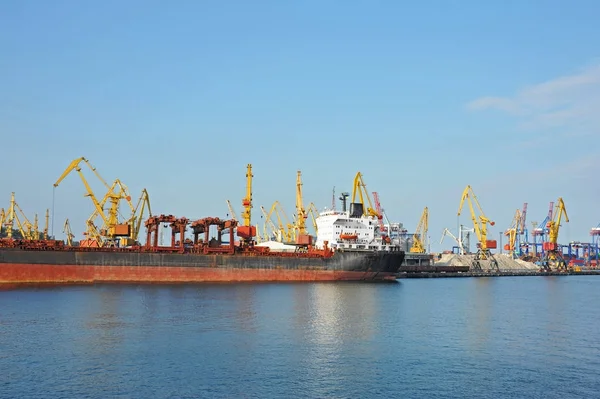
0;204;406;287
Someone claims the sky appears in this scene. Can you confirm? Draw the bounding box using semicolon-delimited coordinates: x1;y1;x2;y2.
1;0;599;252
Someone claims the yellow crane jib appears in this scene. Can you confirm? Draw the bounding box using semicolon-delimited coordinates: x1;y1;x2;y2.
54;157;136;247
545;197;569;253
350;172;379;218
457;185;496;259
410;207;429;253
267;201;295;242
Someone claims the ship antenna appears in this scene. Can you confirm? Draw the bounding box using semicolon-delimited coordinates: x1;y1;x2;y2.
332;186;335;211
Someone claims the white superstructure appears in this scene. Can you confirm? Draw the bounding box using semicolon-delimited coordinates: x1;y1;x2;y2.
314;209;401;252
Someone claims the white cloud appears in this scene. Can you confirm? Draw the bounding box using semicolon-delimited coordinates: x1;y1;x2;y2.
466;62;600;135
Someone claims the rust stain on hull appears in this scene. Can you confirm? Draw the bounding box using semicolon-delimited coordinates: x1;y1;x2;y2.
0;263;398;288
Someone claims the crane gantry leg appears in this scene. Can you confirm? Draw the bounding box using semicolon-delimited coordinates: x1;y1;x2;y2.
473;249;499;272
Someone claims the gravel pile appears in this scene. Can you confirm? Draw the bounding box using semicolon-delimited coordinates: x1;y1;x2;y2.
437;253;538;271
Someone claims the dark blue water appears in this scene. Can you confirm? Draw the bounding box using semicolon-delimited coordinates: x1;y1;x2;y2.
1;277;600;398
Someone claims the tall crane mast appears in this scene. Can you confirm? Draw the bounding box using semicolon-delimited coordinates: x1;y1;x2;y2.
295;171;307;236
457;185;498;271
237;164;256;245
241;164;253;227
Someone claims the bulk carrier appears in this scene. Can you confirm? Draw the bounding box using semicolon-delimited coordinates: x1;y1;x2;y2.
0;167;407;288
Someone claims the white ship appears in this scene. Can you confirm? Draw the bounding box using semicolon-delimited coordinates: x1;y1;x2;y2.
314;203;401;252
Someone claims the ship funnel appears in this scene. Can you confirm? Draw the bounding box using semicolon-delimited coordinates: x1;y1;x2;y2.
349;203;363;218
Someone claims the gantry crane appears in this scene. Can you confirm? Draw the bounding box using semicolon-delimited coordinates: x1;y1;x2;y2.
237;164;255;244
410;207;429;253
350;172;380;218
540;198;569;271
504;209;521;258
457;185;498;271
295;171;308;237
63;219;75;246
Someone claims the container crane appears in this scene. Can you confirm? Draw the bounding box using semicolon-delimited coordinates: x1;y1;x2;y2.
350;172;379;218
457;185;498;271
237;164;256;244
531;201;554;256
410;207;428;253
540;198;569;271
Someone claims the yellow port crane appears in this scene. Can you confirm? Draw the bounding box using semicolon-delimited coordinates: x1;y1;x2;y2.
457;185;498;271
2;192;46;240
541;198;569;271
410;207;429;253
237;164;256;244
131;188;151;243
267;201;295;242
53;157;136;246
351;172;380;218
504;209;521;258
295;171;308;237
241;164;253;227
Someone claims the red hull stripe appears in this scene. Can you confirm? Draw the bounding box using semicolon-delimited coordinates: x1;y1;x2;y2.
0;263;398;287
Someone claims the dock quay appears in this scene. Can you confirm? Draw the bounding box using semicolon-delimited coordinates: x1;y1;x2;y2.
397;270;600;279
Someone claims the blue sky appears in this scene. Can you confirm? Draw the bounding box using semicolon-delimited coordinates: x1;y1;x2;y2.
1;0;599;251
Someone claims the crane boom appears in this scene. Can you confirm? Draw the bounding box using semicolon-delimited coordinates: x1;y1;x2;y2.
410;207;428;253
350;172;379;218
226;200;239;222
457;185;498;270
